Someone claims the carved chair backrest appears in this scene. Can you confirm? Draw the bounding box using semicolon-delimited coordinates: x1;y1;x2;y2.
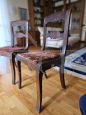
43;10;71;56
11;20;29;49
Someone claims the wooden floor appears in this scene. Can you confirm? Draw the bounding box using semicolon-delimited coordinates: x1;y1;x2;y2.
0;44;86;115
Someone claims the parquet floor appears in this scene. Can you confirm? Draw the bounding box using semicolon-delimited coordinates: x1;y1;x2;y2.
0;44;86;115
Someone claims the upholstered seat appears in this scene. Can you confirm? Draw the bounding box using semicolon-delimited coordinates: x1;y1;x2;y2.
17;50;60;64
0;47;24;56
0;46;24;52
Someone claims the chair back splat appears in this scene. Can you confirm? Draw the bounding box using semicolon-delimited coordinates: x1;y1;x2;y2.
11;20;29;49
43;10;71;56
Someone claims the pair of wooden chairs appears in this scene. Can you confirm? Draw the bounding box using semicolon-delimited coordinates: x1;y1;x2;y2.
0;10;71;112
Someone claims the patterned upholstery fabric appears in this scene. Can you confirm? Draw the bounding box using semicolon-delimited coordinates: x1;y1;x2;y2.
46;31;63;39
17;50;60;64
0;46;24;55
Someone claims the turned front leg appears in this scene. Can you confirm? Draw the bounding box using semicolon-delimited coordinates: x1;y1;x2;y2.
60;56;66;89
17;60;22;89
10;54;16;84
36;70;43;113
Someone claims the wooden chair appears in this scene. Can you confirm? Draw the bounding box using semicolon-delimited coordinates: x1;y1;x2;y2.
0;21;29;84
16;10;71;112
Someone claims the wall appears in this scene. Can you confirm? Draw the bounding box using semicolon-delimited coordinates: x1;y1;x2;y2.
7;0;29;21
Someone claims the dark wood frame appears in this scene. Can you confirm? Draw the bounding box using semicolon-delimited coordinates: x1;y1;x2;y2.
16;10;71;112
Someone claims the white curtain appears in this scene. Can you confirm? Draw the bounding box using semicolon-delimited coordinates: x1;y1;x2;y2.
0;0;11;75
0;0;11;47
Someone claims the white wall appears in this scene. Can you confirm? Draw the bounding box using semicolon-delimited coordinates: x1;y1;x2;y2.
7;0;29;21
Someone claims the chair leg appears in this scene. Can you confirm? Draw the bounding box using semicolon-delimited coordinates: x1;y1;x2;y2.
44;71;48;78
60;56;66;89
10;54;16;84
60;72;66;89
42;70;48;78
36;70;43;113
17;61;22;89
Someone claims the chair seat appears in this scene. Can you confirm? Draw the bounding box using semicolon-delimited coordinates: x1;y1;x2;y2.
17;50;60;64
0;46;24;56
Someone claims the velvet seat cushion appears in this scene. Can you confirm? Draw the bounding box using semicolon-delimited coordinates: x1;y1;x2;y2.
0;46;24;56
16;50;60;64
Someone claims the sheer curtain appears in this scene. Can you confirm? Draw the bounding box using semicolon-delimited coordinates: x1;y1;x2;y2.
0;0;11;75
0;0;11;47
